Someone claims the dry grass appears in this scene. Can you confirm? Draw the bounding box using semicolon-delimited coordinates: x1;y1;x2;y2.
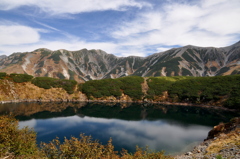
0;80;88;102
206;128;240;154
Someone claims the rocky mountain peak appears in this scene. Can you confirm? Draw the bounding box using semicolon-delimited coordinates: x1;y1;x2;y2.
0;41;239;81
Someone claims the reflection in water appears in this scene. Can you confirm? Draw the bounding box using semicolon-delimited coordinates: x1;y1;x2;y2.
19;115;210;154
0;102;239;154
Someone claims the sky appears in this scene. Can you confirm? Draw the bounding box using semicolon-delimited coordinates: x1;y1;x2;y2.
0;0;240;57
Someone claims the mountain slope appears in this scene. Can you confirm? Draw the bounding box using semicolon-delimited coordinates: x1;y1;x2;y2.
0;41;239;81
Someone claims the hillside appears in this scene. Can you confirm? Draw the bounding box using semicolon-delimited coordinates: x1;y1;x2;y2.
0;73;240;110
0;41;240;81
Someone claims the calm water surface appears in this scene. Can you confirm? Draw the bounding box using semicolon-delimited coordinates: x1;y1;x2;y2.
0;102;238;154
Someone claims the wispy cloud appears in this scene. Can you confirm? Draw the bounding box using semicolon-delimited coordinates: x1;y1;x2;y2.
0;0;239;56
0;0;151;15
33;20;60;32
111;0;240;48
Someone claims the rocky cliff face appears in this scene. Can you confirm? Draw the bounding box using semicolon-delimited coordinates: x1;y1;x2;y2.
0;41;239;81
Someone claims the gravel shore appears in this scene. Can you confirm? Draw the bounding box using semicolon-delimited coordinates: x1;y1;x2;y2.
174;117;240;159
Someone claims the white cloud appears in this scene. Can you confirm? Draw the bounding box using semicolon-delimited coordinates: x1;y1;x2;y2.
165;3;204;22
0;25;40;45
112;12;162;38
111;0;240;49
157;47;172;52
27;115;211;153
0;40;118;55
201;0;229;8
0;21;147;56
199;1;240;35
108;121;210;152
0;0;150;15
0;0;239;57
19;119;37;129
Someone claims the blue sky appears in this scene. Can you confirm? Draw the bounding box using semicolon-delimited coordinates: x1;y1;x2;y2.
0;0;240;57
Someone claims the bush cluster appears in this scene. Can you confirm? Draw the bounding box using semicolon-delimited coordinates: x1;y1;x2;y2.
0;71;240;108
0;72;7;79
146;76;194;99
31;77;77;94
169;75;240;103
9;73;33;83
119;76;144;100
81;76;144;100
80;78;122;99
147;75;240;109
0;116;172;159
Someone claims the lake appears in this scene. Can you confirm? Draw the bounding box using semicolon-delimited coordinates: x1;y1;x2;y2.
0;102;238;155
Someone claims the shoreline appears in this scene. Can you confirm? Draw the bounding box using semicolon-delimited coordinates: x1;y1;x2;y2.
174;117;240;159
0;99;238;112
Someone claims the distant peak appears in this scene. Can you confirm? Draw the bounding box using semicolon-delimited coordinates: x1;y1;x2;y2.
223;40;240;49
183;44;200;49
233;40;240;46
34;48;52;52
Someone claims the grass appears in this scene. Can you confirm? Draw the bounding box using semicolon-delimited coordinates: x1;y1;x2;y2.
154;76;194;82
206;128;240;154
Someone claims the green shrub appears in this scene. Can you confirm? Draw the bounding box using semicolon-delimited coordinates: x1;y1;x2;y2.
10;73;33;83
146;76;192;100
147;77;174;97
55;79;77;94
31;77;57;89
168;75;240;105
80;76;144;100
47;51;61;64
68;69;75;80
216;154;223;159
146;74;240;106
32;77;77;94
0;115;40;158
0;72;7;79
40;50;51;59
224;85;240;109
118;76;144;100
81;78;122;99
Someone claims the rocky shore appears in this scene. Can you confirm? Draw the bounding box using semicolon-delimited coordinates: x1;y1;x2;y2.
174;117;240;159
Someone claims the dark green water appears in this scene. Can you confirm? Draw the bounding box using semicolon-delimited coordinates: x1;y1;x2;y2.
0;102;238;154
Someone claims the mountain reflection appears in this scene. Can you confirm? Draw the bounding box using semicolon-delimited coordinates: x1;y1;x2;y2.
0;102;239;154
1;102;236;126
19;115;210;154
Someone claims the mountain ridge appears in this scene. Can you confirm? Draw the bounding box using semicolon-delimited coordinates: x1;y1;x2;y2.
0;41;239;82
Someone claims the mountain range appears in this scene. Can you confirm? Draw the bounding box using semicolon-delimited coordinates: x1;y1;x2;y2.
0;41;239;82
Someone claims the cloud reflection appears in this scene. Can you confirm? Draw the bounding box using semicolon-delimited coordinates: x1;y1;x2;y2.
19;115;212;154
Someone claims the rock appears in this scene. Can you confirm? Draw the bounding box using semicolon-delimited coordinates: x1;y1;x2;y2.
174;118;240;159
206;117;240;140
185;152;193;155
230;148;235;151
